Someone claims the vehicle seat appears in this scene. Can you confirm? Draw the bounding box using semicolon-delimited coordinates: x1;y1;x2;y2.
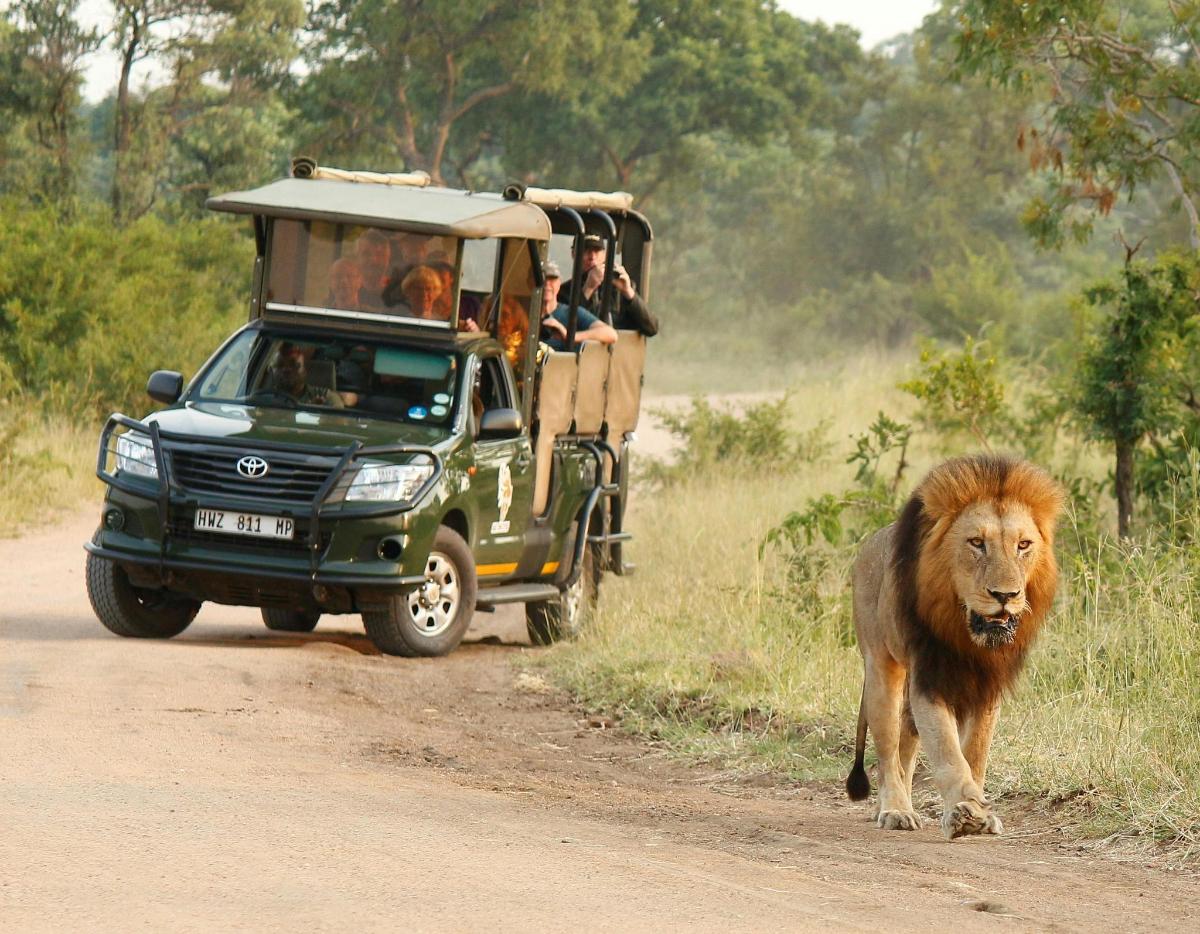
572;341;610;436
603;331;646;441
532;350;578;515
308;360;337;391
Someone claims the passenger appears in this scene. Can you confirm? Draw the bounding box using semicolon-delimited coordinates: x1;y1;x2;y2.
428;260;457;321
400;266;446;320
478;293;529;368
354;230;392;308
267;342;344;408
574;234;659;336
539;260;617;352
335;346;373;407
382;232;432;306
327;257;364;309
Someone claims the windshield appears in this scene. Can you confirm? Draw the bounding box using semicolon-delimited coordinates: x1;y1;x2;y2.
266;219;461;327
192;329;459;426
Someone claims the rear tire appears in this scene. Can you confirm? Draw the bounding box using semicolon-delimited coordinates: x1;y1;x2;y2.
86;534;200;639
526;533;599;646
261;607;320;632
362;526;477;657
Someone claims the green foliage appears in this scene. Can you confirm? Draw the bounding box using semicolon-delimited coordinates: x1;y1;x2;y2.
0;202;251;418
899;337;1011;450
645;396;831;485
1072;253;1200;447
955;0;1200;249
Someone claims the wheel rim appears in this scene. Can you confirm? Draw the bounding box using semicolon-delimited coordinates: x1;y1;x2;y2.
407;551;461;638
562;572;584;632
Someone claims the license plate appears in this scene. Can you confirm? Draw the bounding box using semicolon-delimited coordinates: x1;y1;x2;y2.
193;509;294;541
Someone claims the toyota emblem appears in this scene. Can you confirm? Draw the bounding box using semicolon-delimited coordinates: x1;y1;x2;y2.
236;455;270;479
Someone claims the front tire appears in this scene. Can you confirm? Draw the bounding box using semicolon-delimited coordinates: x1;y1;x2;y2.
526;534;599;646
261;607;320;632
362;526;477;657
86;535;200;639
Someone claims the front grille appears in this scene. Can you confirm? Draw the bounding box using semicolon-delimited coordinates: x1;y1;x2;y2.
168;515;330;558
169;446;337;505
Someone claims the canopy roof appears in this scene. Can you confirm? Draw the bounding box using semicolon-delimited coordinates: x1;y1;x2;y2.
207;178;551;240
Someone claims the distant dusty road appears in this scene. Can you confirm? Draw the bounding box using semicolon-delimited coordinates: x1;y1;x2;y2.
2;510;1198;932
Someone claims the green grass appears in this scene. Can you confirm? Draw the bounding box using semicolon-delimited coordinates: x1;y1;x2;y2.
542;356;1200;861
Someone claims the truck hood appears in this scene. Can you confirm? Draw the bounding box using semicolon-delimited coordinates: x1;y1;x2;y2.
147;401;451;451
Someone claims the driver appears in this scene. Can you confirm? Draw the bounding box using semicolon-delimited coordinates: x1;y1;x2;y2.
267;342;344;408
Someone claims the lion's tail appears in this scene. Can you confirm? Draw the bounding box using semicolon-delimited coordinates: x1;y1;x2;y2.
845;685;870;801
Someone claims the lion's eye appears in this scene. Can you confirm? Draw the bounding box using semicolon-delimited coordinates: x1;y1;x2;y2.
1017;539;1033;552
967;537;986;551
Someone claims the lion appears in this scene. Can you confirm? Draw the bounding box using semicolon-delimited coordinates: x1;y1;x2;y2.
845;453;1064;839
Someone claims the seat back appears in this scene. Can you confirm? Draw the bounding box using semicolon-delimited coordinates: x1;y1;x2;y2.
603;331;646;440
532;351;578;515
308;360;336;390
572;341;610;436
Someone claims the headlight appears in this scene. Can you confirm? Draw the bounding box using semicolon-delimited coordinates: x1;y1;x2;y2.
345;461;433;502
115;432;158;479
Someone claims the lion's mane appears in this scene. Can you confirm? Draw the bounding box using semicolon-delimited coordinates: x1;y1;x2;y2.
892;454;1064;715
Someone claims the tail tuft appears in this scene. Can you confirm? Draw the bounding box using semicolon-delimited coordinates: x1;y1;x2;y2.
845;760;870;801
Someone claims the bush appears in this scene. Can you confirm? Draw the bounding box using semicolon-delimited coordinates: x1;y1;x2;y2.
645;395;831;485
0;200;251;420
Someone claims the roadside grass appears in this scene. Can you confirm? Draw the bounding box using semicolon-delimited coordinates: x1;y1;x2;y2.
541;357;1200;861
0;418;98;537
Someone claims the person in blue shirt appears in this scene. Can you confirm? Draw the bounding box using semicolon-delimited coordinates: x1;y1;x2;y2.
538;260;617;352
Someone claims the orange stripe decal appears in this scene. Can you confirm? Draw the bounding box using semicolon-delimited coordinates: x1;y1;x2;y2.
477;563;518;576
540;561;559;576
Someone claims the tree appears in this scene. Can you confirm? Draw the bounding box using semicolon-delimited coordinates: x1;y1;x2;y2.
1071;249;1200;536
295;0;632;186
504;1;863;198
955;0;1200;248
104;0;303;220
0;0;100;208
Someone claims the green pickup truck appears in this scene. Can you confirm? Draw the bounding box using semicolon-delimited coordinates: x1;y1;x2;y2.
84;161;652;656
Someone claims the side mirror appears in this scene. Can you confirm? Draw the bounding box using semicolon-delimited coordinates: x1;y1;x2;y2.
146;370;184;405
478;407;523;438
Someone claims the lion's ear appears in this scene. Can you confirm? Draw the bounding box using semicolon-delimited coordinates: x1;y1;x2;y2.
1009;462;1066;540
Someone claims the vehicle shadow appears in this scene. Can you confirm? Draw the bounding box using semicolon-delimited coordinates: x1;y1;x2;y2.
2;607;532;652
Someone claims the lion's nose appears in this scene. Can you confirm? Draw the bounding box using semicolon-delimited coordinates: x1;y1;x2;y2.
988;589;1020;605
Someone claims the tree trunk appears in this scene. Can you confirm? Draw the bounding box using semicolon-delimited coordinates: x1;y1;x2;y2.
1115;438;1135;538
112;29;140;221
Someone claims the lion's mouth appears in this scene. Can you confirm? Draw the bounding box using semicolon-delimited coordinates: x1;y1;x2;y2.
968;610;1019;647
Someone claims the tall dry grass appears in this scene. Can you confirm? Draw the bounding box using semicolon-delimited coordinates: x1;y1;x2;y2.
543;356;1200;859
0;416;98;536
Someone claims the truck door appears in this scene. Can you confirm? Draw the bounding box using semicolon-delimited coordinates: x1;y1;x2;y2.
470;354;534;580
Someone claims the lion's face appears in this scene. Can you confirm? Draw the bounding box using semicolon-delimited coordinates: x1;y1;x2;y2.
945;500;1045;648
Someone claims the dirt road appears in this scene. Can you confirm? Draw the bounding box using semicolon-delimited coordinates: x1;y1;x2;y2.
2;511;1197;932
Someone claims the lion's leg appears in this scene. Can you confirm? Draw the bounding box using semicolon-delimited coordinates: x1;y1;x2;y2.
897;700;921;800
909;690;1000;840
865;653;921;831
962;700;1002;833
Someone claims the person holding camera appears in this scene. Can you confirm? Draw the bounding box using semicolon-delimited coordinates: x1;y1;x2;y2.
574;234;659;336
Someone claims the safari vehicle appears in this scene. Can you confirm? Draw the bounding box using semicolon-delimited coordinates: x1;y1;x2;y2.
84;159;652;656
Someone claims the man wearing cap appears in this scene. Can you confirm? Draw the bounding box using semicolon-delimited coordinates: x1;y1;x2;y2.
573;234;659;337
539;260;617;352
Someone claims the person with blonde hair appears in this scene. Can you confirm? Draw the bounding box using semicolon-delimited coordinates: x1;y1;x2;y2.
400;265;446;320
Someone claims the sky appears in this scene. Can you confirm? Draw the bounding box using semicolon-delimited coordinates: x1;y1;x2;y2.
782;1;939;48
75;0;939;103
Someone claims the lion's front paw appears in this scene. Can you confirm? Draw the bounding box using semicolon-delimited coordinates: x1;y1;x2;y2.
941;800;1000;840
877;809;922;831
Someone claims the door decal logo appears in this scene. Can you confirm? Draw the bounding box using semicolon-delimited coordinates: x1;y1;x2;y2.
491;462;514;534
